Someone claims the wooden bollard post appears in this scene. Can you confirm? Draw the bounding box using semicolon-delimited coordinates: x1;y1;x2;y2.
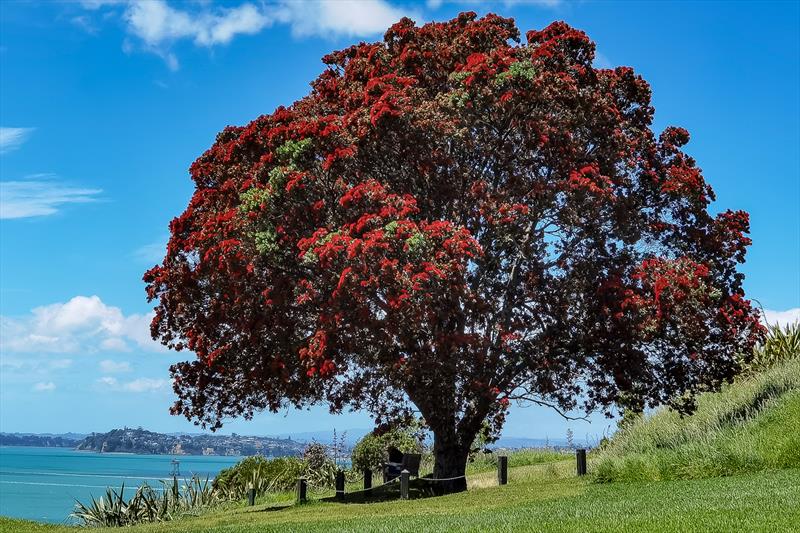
247;485;256;506
363;468;372;491
400;469;410;500
335;470;345;501
497;455;508;485
576;448;587;476
296;478;307;504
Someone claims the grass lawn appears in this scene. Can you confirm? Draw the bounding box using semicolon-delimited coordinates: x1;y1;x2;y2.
3;461;798;533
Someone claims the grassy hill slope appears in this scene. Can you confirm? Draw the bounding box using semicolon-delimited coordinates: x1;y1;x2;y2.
3;358;799;533
2;464;798;533
593;357;800;482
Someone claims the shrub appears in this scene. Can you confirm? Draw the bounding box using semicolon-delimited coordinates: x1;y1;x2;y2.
302;442;338;488
745;321;799;373
72;475;218;527
213;455;305;498
351;428;423;474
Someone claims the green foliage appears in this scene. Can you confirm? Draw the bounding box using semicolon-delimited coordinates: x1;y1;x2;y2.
214;446;340;500
745;321;800;373
404;232;432;258
351;428;422;474
254;228;279;255
593;357;800;482
383;221;399;235
267;167;288;191
238;187;271;214
275;138;312;165
71;475;218;527
214;456;306;498
301;442;338;489
495;59;535;84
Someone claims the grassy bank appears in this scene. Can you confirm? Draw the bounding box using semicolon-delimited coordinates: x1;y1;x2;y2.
593;357;800;482
2;463;799;532
4;338;798;532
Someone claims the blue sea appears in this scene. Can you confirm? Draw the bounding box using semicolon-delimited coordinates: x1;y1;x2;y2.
0;446;243;524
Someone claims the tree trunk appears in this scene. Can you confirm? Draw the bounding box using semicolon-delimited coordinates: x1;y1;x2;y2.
431;429;469;494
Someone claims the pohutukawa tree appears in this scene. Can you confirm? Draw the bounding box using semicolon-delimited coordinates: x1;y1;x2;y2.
145;13;764;492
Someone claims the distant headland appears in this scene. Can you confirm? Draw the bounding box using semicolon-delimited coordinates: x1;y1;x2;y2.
0;427;305;457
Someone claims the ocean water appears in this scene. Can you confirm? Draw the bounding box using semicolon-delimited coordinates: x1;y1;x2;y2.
0;446;243;524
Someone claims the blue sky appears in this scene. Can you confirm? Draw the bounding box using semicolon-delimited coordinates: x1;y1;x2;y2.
1;0;798;442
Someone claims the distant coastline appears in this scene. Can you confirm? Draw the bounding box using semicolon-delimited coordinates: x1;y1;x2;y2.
1;427;305;457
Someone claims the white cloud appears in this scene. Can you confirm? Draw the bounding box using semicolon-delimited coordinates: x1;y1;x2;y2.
32;381;56;392
0;357;72;373
0;176;102;219
276;0;416;38
118;0;272;69
96;376;119;387
97;375;168;392
427;0;561;8
0;295;163;355
0;127;34;154
124;0;271;48
78;0;415;69
761;308;800;328
99;359;132;373
124;377;168;392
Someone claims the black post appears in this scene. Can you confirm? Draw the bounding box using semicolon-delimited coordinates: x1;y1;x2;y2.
296;478;307;504
335;470;345;501
247;487;255;506
363;468;372;491
576;448;587;476
400;469;410;500
497;455;508;485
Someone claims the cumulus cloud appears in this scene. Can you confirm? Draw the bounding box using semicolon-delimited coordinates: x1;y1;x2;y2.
124;1;271;48
99;359;132;373
96;375;168;392
427;0;562;9
0;175;102;219
77;0;416;69
761;308;800;328
0;358;72;373
96;376;119;387
276;0;415;38
0;127;35;154
0;295;163;355
32;381;56;392
123;377;168;392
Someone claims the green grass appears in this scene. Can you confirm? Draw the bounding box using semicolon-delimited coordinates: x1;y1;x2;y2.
5;357;799;532
2;464;798;532
593;357;800;482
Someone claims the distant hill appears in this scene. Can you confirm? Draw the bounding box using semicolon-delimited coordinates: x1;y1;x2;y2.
0;433;82;448
74;427;306;456
267;428;370;447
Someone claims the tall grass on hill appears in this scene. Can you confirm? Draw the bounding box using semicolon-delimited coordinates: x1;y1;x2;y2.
593;356;800;482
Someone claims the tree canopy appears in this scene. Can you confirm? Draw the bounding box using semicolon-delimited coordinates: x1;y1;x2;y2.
145;12;764;489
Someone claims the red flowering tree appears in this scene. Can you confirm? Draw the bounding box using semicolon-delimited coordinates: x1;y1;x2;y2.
145;13;763;491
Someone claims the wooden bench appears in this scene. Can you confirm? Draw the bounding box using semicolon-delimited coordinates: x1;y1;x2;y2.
383;449;421;482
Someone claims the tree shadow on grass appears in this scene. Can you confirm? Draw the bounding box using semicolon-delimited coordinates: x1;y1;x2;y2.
320;477;458;504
